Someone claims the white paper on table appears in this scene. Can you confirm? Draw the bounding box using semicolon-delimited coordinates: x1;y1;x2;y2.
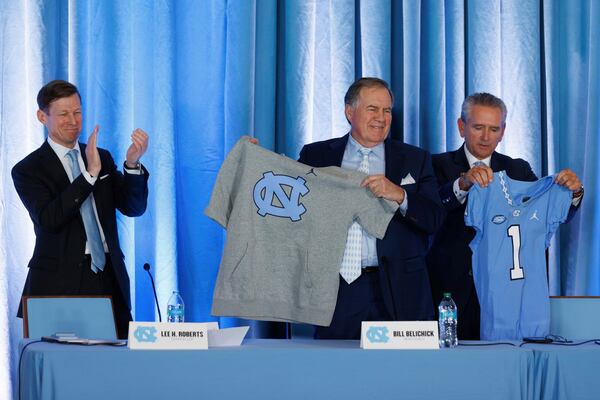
208;326;249;347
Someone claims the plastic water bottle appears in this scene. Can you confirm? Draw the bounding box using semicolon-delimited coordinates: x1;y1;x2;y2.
167;291;185;323
438;292;458;348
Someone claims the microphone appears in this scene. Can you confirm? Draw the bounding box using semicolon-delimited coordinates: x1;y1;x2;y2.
143;263;162;322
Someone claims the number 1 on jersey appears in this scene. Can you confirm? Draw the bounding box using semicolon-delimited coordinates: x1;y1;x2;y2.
507;224;524;280
508;225;524;281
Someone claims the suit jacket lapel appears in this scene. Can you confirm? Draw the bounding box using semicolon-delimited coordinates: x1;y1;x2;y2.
328;134;349;167
79;143;88;170
384;139;405;184
79;142;105;178
490;152;505;172
452;144;471;171
39;141;71;187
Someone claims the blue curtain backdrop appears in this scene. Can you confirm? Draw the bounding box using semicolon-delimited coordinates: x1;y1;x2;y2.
1;0;599;397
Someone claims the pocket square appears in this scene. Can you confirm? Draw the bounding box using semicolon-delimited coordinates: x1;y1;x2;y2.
99;174;110;180
400;173;416;185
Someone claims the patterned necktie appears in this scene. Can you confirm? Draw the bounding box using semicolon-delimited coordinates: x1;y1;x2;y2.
340;147;371;284
66;149;106;273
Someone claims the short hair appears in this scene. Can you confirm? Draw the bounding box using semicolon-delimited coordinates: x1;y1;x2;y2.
37;80;81;112
461;92;507;125
344;77;394;108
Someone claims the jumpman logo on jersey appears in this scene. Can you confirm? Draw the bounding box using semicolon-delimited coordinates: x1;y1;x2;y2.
530;210;540;221
306;168;317;176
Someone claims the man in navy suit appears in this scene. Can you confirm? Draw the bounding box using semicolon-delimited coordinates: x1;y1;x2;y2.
12;80;149;338
426;92;583;340
298;78;444;339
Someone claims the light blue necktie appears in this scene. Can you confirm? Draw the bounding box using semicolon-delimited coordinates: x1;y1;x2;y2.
340;147;371;284
67;149;106;273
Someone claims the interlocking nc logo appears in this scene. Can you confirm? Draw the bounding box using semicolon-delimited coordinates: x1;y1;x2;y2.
134;326;158;343
253;172;309;221
366;326;390;343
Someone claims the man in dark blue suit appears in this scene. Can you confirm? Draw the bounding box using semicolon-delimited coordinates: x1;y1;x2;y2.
298;78;444;339
12;80;149;339
427;92;583;340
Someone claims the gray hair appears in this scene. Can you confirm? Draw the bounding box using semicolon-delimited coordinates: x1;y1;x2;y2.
344;77;394;108
461;93;507;125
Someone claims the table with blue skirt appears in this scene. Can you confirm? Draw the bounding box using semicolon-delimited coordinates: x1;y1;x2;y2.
18;339;600;400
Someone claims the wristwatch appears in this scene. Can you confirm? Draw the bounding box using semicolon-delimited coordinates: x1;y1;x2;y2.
124;161;142;172
572;185;584;199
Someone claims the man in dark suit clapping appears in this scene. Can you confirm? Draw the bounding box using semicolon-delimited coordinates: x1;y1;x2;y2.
12;80;149;338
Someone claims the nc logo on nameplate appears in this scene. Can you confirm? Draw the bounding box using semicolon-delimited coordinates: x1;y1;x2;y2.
360;321;439;349
128;322;209;350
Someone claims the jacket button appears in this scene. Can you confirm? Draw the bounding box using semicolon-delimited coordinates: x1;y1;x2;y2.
468;269;473;277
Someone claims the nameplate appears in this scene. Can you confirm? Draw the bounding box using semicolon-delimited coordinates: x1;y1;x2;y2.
128;322;209;350
360;321;439;349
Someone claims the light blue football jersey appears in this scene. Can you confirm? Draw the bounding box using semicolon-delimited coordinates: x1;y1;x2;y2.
464;171;572;340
